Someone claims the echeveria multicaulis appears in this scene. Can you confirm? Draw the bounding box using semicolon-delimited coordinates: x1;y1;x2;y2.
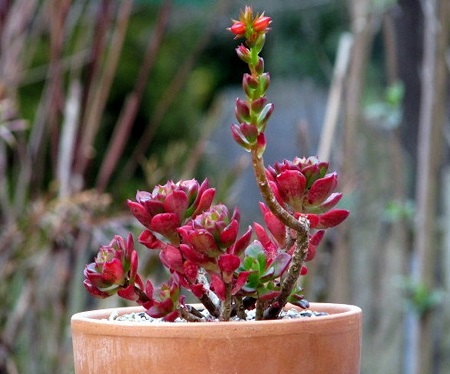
83;234;141;299
83;6;349;322
127;179;215;244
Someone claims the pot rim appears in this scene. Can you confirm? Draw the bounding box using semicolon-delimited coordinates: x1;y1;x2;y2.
71;302;362;337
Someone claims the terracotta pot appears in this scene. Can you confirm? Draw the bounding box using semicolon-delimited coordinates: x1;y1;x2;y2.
71;302;362;374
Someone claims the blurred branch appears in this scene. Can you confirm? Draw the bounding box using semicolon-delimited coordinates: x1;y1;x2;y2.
409;0;449;373
96;0;172;192
74;0;133;185
121;0;234;180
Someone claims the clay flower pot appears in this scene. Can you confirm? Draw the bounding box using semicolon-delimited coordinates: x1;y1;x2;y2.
71;302;362;374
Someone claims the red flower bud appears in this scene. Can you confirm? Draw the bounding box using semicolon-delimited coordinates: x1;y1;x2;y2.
253;15;271;33
236;44;251;63
229;21;246;36
255;57;264;75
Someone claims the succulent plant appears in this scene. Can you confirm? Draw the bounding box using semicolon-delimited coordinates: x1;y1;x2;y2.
84;6;349;322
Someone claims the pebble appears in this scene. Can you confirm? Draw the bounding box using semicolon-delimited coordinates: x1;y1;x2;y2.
104;308;328;323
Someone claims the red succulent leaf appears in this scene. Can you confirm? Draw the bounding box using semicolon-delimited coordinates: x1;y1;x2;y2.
276;170;306;210
164;310;181;322
210;273;226;301
253;222;277;258
231;124;252;150
231;225;252;256
305;214;320;228
231;271;252;295
129;250;138;280
302;161;329;188
138;230;164;249
270;252;291;278
160;245;183;271
218;253;241;274
310;230;325;246
100;258;126;284
147;298;175;319
164;190;189;222
315;192;343;213
187;229;220;256
251;97;267;113
182;260;198;282
127;200;152;228
267;180;284;207
83;279;109;298
235;98;251;123
190;283;205;298
316;209;349;229
150;213;180;241
179;244;212;267
256;102;274;132
240;123;258;143
145;280;154;299
259;202;285;246
117;284;139;301
236;44;252;63
306;173;337;206
256;133;266;158
220;219;239;248
191;186;216;218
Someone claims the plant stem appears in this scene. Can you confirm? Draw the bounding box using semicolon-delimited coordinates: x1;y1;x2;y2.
220;282;232;321
255;299;264;320
234;296;247;320
134;286;150;304
251;150;308;235
179;307;204;322
263;216;310;319
198;293;221;318
196;270;221;317
250;150;310;319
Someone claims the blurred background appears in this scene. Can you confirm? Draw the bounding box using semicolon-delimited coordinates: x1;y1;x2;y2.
0;0;449;373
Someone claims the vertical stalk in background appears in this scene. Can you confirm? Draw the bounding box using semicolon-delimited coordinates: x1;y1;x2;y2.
331;0;375;302
121;0;234;180
409;1;448;373
96;0;172;192
74;0;133;186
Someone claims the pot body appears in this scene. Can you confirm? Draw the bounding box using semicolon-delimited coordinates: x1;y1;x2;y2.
71;303;362;374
